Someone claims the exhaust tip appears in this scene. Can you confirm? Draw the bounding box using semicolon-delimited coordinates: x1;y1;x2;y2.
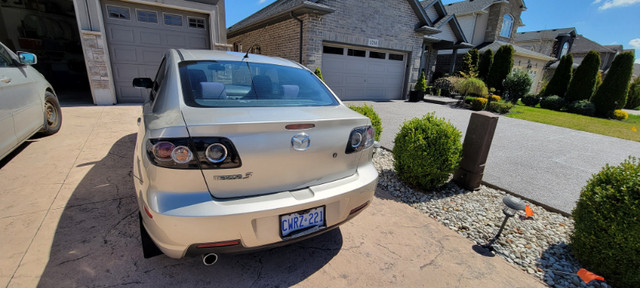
202;253;218;266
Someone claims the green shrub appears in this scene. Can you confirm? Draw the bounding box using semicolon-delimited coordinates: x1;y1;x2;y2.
571;157;640;288
487;45;514;93
464;96;477;105
566;100;595;116
565;50;601;102
541;54;573;97
540;95;565;111
392;114;462;191
612;109;629;120
433;78;453;97
489;95;501;102
470;97;488;111
314;67;323;81
461;48;480;76
458;77;488;97
502;70;532;103
415;71;427;93
348;104;382;141
487;101;514;114
625;76;640;109
592;51;635;116
521;94;540;107
478;49;493;81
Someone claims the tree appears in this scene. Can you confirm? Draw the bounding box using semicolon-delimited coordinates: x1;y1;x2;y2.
486;45;514;94
541;54;573;97
565;51;601;102
461;48;480;76
478;49;493;81
314;67;323;81
415;71;427;93
591;51;635;116
625;76;640;109
502;70;532;103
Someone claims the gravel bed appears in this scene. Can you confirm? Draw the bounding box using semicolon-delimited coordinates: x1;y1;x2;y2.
373;149;610;288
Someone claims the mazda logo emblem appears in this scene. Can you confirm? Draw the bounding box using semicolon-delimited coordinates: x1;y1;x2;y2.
291;133;311;151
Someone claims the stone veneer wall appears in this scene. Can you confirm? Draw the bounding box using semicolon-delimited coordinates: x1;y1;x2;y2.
80;31;114;105
484;0;524;43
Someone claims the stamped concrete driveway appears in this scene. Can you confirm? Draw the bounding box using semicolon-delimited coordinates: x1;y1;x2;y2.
0;105;543;287
345;100;640;214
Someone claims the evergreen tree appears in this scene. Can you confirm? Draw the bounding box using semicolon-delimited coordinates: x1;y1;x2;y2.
461;49;480;76
486;45;514;93
542;54;573;97
565;51;601;102
415;71;427;93
591;51;635;116
314;67;323;81
478;49;493;81
626;76;640;109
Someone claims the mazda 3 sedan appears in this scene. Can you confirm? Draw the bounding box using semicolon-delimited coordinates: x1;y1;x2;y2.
132;49;378;264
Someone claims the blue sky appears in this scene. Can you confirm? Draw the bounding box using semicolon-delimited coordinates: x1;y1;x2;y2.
225;0;640;63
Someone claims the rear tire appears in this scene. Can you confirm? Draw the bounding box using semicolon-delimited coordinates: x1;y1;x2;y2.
40;92;62;135
139;213;163;258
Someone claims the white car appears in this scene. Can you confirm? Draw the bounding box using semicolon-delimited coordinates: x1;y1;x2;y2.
0;41;62;160
132;49;378;265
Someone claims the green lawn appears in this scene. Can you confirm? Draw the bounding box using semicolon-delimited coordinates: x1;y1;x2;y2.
506;105;640;142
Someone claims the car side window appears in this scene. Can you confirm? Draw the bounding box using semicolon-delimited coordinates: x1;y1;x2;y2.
0;46;14;68
149;57;166;102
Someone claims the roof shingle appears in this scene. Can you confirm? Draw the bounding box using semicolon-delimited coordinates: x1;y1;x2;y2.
514;28;576;42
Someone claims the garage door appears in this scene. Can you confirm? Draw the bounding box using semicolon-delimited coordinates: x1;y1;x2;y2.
102;0;210;103
321;45;406;101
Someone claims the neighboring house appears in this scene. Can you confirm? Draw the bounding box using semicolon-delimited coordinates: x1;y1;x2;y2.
0;0;227;105
570;34;620;72
514;27;577;60
227;0;470;101
434;0;553;94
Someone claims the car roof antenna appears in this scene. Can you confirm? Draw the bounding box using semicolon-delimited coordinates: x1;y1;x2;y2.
243;24;269;59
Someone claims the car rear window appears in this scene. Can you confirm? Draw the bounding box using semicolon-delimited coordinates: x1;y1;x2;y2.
179;61;339;107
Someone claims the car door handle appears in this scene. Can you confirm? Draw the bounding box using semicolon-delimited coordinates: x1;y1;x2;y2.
0;76;11;83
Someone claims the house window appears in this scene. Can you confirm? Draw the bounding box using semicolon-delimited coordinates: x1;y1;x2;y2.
389;54;404;61
323;46;344;55
107;5;130;20
369;51;386;59
347;49;365;57
137;10;157;23
164;14;182;26
500;14;513;38
188;17;206;29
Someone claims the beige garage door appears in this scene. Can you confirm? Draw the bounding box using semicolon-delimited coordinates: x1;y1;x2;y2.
322;44;407;101
102;0;210;103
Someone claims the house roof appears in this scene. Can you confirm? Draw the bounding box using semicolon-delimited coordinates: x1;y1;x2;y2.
476;40;555;61
442;0;526;15
514;27;576;42
570;34;615;54
228;0;335;37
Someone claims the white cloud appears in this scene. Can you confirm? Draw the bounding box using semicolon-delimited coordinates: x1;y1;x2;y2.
597;0;640;10
258;0;268;3
630;38;640;49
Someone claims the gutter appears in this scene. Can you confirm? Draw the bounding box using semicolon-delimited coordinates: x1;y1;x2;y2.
290;12;303;64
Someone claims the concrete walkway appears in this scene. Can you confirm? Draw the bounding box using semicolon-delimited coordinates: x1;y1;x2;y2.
346;100;640;214
0;105;544;287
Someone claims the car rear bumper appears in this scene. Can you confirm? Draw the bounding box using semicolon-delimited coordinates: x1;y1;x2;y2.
140;163;378;259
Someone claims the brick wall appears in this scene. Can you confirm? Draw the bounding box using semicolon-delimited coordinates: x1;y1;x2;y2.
228;17;302;62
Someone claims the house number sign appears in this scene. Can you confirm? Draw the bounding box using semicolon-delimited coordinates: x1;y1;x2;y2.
368;38;379;47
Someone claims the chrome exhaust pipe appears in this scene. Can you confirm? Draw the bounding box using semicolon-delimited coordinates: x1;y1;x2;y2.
202;253;218;266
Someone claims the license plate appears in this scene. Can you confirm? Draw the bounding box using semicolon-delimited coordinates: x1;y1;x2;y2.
280;206;325;238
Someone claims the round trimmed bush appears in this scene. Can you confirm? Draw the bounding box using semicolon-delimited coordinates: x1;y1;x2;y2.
470;97;488;111
433;78;453;97
521;94;540;107
392;114;462;191
489;95;501;102
567;100;596;116
458;77;488;97
348;104;382;141
571;157;640;288
464;96;477;105
612;109;629;120
540;95;565;111
487;101;514;114
502;70;532;103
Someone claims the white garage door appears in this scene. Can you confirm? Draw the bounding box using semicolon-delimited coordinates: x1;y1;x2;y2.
322;45;406;101
103;0;210;103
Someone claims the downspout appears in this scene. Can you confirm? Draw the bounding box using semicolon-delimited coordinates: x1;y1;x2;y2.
290;12;303;64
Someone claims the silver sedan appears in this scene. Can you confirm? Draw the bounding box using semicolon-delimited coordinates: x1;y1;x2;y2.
132;49;378;264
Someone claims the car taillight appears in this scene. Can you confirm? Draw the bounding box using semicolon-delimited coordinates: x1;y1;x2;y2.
146;137;241;169
345;126;375;154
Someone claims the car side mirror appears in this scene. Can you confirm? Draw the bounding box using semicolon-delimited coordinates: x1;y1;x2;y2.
17;52;37;65
133;78;153;88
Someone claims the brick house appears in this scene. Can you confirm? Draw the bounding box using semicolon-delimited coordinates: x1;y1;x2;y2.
227;0;470;101
433;0;554;94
